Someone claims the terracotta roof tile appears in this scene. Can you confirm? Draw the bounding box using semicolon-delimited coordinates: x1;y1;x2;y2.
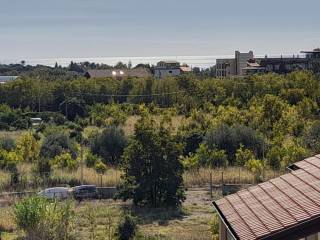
214;155;320;240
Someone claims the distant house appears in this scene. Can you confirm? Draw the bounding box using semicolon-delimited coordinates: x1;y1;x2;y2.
257;57;310;74
214;155;320;240
154;61;192;79
0;76;19;84
216;51;254;77
216;49;320;77
84;67;151;79
301;48;320;73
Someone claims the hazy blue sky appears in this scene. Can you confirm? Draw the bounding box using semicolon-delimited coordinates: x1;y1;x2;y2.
1;0;320;60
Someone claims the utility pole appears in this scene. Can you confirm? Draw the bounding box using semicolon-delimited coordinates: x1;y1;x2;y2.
80;139;84;185
37;76;41;112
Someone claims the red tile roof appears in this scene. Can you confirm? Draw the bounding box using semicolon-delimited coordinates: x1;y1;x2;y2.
214;155;320;240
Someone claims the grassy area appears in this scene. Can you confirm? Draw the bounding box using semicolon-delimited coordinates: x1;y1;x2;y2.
184;166;283;187
0;163;283;192
123;115;185;136
0;188;218;240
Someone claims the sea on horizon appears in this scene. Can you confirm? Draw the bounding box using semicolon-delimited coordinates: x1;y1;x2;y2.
1;53;295;69
1;55;232;69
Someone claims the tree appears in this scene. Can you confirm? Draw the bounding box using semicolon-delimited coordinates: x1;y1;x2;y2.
53;152;78;171
245;159;265;183
205;124;265;164
85;151;102;168
91;125;127;165
16;132;40;162
115;214;137;240
192;144;228;168
235;145;255;166
95;161;107;175
40;133;77;160
118;115;185;208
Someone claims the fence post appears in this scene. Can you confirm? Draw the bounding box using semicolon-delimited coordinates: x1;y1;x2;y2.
210;170;213;199
221;171;224;185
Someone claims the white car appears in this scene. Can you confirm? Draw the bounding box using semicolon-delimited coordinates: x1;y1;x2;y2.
38;187;72;199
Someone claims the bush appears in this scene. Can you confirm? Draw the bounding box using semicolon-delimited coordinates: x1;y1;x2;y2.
40;133;77;159
91;125;127;165
53;152;78;171
205;124;265;164
0;137;15;151
13;196;75;240
115;214;137;240
85;151;102;168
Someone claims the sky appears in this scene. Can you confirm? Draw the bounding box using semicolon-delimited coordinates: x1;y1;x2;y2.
1;0;320;61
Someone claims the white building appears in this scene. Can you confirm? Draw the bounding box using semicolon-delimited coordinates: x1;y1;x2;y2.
154;61;191;79
0;76;19;84
216;51;254;77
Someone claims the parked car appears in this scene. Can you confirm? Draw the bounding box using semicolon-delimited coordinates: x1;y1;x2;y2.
73;185;98;200
38;187;72;199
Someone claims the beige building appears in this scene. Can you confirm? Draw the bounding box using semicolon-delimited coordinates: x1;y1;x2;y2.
216;51;254;77
154;61;192;79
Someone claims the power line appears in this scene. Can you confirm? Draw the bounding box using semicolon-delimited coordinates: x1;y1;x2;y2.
69;90;188;98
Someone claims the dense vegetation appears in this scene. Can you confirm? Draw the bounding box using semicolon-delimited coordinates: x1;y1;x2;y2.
1;69;320;206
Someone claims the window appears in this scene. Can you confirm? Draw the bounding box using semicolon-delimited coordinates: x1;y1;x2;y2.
169;70;173;74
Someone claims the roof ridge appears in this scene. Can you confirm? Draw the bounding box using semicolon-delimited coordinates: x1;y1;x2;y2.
269;179;312;217
257;184;299;222
236;191;273;233
224;196;258;238
247;187;286;228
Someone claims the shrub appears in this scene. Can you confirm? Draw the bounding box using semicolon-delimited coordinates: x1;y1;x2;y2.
53;152;78;171
13;196;75;240
95;161;107;174
0;137;15;151
85;151;102;168
40;133;77;159
115;214;137;240
91;125;127;165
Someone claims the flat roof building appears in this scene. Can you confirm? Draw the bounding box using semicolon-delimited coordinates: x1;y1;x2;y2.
0;76;18;84
216;51;254;77
154;61;192;79
84;67;151;79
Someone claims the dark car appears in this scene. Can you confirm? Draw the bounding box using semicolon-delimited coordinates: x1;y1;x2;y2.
73;185;98;200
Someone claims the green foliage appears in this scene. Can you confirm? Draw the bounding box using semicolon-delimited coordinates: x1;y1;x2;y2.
16;132;40;162
89;104;128;126
95;161;107;174
118;115;185;208
0;137;15;151
40;133;77;159
245;159;265;183
235;145;256;166
115;214;137;240
209;214;219;240
85;151;102;168
53;152;78;171
205;124;265;164
188;144;228;168
0;70;320;173
304;121;320;152
0;148;21;171
13;196;75;240
91;125;127;165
